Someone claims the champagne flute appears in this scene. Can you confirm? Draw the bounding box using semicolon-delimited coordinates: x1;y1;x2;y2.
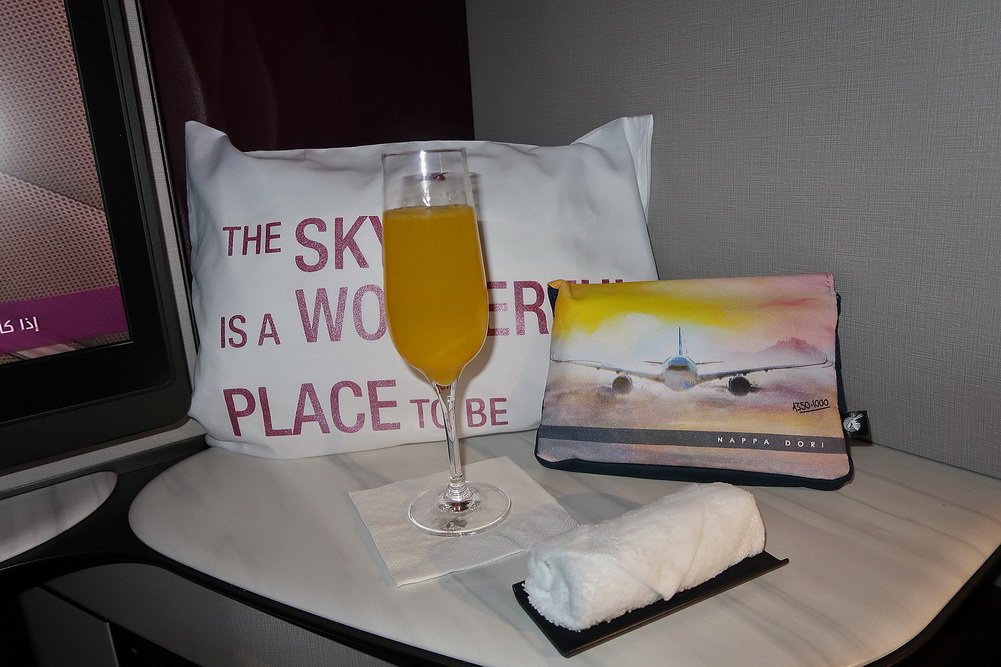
382;148;511;536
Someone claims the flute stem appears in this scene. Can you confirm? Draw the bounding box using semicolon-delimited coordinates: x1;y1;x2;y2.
433;381;476;510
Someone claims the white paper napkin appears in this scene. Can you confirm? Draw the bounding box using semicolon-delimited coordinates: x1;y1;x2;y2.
350;457;578;586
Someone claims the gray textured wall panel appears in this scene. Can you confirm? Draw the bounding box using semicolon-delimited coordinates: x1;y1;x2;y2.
466;0;1001;477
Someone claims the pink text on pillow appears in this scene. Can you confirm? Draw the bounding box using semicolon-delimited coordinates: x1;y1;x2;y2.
222;382;508;438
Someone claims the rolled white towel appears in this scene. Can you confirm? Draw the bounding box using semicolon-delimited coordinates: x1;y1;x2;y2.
523;482;765;631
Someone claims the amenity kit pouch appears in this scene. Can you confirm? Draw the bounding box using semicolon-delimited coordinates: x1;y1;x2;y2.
536;273;853;489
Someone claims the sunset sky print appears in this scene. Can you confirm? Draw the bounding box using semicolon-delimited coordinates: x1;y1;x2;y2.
550;273;838;366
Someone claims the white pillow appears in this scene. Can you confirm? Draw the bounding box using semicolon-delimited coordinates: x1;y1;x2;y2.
185;117;659;458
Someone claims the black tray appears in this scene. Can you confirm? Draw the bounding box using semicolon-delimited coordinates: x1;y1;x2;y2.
513;551;789;658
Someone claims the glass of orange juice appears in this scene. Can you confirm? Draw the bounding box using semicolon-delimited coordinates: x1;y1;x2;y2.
382;148;511;536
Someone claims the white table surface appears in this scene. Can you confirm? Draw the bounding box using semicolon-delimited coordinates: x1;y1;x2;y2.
129;430;1001;666
0;471;117;564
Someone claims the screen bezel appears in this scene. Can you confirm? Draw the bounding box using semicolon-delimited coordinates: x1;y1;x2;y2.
0;0;191;473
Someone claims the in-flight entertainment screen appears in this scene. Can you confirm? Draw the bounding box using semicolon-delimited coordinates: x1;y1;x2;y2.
1;0;130;366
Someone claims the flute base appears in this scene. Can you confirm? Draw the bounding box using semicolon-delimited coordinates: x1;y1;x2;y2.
408;482;512;536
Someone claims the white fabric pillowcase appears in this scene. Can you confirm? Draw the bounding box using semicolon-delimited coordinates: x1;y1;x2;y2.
185;116;659;458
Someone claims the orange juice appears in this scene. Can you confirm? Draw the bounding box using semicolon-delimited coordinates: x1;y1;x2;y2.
383;204;488;385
